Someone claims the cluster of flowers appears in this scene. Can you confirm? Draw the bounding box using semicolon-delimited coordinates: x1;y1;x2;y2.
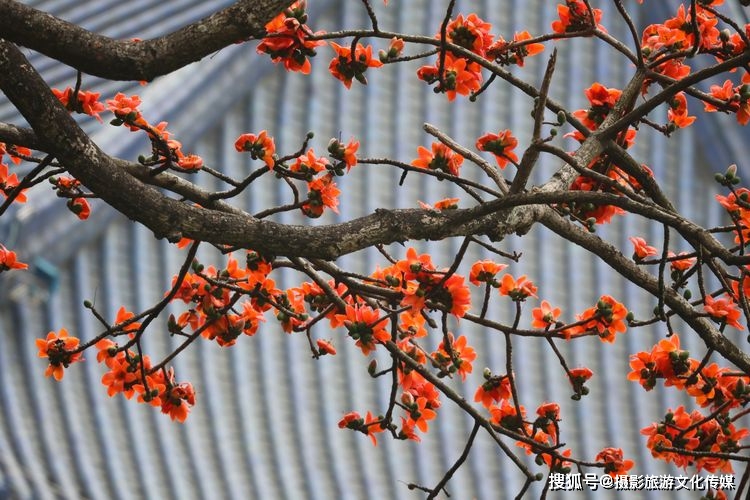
0;142;32;272
105;92;204;171
36;310;195;422
638;0;750;125
234;130;358;218
413;130;518;176
629;334;750;473
417;13;544;101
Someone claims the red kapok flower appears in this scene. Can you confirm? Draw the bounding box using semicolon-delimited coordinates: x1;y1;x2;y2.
704;294;744;330
476;130;519;168
329;42;383;88
469;260;507;286
53;87;105;122
498;273;537;300
411;142;464;176
36;328;83;381
531;300;562;329
596;447;634;477
629;236;658;261
0;244;28;272
234;131;276;168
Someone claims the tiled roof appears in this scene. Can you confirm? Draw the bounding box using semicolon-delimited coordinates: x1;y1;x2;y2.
0;1;747;499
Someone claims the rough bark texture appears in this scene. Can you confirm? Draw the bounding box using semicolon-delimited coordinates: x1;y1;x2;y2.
0;0;294;81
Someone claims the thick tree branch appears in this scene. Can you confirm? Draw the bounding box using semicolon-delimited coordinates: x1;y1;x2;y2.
539;209;750;374
0;0;294;81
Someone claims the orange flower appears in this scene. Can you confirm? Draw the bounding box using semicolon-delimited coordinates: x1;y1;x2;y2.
395;247;435;282
418;198;459;210
531;300;561;329
161;379;196;423
327;138;359;171
629;236;658;260
668;251;695;272
0;244;28;272
316;339;336;356
291;148;330;178
572;82;622;129
487;31;544;67
67;197;91;220
106;93;146;128
667;92;696;129
335;305;390;355
302;174;340;217
101;356;140;398
704;294;744;330
489;400;527;433
256;2;325;74
379;37;404;61
551;0;603;34
627;334;690;390
328;42;383;88
441;274;472;317
476;130;518;168
235;131;276;168
469;260;507;286
474;375;511;407
444;13;494;56
36;328;83;381
704;80;750;125
498;274;537;300
177;154;203;171
411;142;463;176
53;87;105;122
338;411;384;445
405;395;437;433
576;295;628;343
431;333;476;380
0;163;27;203
568;366;593;398
416;53;482;101
595;447;634;477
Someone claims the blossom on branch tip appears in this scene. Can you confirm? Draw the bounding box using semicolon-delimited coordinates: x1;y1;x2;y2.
411;142;463;176
474;375;511;407
498;273;537;301
487;31;544;67
531;300;561;329
328;42;383;88
629;236;658;261
302;174;340;217
234;131;276;168
36;328;83;381
327;138;359;171
256;1;325;74
106;93;146;129
0;163;26;203
476;130;518;168
444;13;494;57
53;87;105;122
67;197;91;220
335;305;390;355
469;260;507;286
0;244;27;272
595;447;634;477
316;339;336;356
552;0;604;34
418;198;459;211
704;294;744;330
417;53;482;101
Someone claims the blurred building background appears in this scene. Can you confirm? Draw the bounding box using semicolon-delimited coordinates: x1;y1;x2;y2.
0;1;748;499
